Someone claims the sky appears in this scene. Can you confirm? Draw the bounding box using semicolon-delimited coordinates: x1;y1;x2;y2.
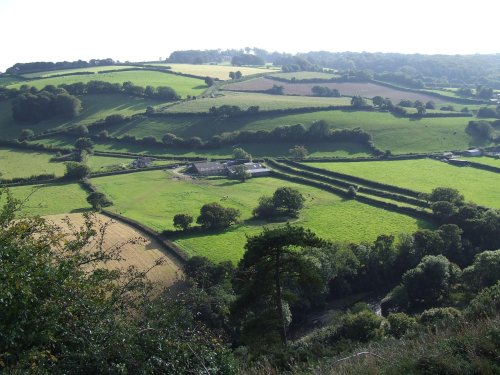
1;0;499;72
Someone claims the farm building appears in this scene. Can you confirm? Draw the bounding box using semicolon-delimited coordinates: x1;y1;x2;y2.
227;162;271;177
191;161;227;176
129;157;153;168
464;149;482;157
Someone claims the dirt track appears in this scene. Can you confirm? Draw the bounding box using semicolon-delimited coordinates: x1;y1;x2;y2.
45;213;183;287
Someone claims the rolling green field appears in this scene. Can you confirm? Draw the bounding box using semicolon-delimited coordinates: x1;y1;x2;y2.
148;63;277;80
0;75;23;86
461;156;500;167
267;71;339;80
7;70;207;98
305;159;500;208
0;148;65;179
5;182;90;217
87;155;176;172
34;135;371;158
91;170;429;263
159;92;352;113
0;94;157;139
20;65;142;78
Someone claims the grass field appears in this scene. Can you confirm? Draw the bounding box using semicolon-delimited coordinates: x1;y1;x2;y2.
5;182;90;217
461;156;500;167
8;70;207;98
45;213;182;286
91;170;429;263
223;78;447;103
159;92;352;113
0;75;23;86
0;147;65;179
87;155;176;172
305;159;500;208
148;63;277;80
34;135;372;158
267;71;340;80
20;65;142;78
0;94;157;139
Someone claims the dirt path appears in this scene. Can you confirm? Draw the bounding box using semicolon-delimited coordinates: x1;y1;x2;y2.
45;213;183;287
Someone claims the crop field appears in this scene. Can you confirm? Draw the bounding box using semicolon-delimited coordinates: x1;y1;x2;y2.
5;182;90;217
45;213;182;286
148;63;276;80
0;94;157;140
305;159;500;208
0;147;65;179
20;65;143;78
8;70;207;98
91;170;429;263
223;77;447;103
160;92;352;113
267;71;340;80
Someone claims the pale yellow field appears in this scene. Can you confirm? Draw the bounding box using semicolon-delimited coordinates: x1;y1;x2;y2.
45;213;183;287
150;63;279;80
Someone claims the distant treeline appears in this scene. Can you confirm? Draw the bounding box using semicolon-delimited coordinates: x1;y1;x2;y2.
6;58;115;75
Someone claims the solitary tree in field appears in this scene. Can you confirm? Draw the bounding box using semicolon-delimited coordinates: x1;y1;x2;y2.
372;96;385;107
204;77;215;86
272;187;305;215
229;72;236;80
351;95;367;108
289;145;309;158
86;191;112;210
173;213;193;231
197;203;240;230
235;71;242;79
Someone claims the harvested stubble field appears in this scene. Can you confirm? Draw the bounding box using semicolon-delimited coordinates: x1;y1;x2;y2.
267;71;340;80
223;77;446;103
45;213;182;286
91;170;430;263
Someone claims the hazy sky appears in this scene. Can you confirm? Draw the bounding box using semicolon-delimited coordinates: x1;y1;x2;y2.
1;0;499;71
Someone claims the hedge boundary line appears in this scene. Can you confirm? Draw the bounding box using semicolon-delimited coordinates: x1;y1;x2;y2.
268;159;428;208
281;159;423;198
268;169;433;221
447;159;500;174
100;210;189;264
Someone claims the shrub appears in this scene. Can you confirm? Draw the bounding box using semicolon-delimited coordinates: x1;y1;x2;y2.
387;312;418;338
64;162;90;180
339;310;384;342
462;250;500;291
466;281;500;318
419;307;462;327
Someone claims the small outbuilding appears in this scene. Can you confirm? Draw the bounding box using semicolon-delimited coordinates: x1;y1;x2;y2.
129;157;154;168
227;162;271;177
463;149;482;157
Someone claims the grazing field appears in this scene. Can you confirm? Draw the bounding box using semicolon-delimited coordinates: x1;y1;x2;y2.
8;70;207;98
148;63;276;80
305;159;500;208
267;71;339;80
0;148;65;179
0;94;157;139
160;92;352;113
0;75;23;86
20;65;143;78
87;155;176;172
45;213;182;286
34;135;372;158
223;77;446;103
461;156;500;167
91;170;429;263
6;182;90;216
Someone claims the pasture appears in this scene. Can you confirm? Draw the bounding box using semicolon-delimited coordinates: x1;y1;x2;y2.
0;94;157;139
45;213;182;286
0;75;23;86
20;65;143;79
5;182;90;216
91;170;429;263
149;63;276;80
223;77;447;103
0;147;65;179
159;91;352;113
8;70;207;98
87;155;176;172
305;159;500;208
34;135;372;158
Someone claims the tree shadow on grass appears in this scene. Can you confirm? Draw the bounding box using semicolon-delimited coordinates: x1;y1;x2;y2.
69;207;92;213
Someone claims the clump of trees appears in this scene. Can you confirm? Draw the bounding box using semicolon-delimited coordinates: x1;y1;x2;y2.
289;145;309;158
12;89;82;123
265;85;284;95
229;71;242;80
173;213;194;231
466;120;494;140
232;147;252;160
311;86;340;97
196;203;241;230
253;187;305;219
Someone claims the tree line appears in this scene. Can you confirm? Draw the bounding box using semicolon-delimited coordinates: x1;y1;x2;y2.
6;58;115;75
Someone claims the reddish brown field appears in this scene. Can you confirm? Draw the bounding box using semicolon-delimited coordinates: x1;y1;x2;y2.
45;213;183;287
223;77;445;103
